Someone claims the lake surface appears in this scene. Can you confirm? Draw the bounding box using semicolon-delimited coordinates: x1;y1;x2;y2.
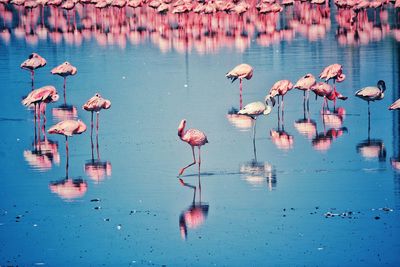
1;2;400;266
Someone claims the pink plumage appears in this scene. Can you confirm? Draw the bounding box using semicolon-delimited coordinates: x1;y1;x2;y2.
319;63;346;83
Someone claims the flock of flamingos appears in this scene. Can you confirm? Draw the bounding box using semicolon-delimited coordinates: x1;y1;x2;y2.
20;51;400;179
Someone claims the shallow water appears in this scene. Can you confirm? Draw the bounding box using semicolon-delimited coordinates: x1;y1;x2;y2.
1;2;400;266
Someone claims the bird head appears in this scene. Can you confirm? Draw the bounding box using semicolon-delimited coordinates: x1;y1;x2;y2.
178;119;186;137
51;93;60;103
377;80;386;92
265;95;276;107
264;105;272;115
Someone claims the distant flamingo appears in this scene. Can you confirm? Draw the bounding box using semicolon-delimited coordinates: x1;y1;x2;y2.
178;119;208;176
294;73;316;108
82;93;111;136
355;80;386;117
51;61;77;103
20;52;47;90
226;63;254;109
22;85;59;123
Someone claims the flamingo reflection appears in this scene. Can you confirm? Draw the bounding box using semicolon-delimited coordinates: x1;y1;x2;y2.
294;102;317;140
24;115;60;172
178;176;209;240
84;128;112;184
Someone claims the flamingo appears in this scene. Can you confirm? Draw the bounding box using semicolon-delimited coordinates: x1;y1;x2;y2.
82;93;111;136
20;53;47;90
226;63;254;109
237;101;272;157
48;119;87;156
50;61;77;103
294;73;316;108
389;98;400;110
265;79;293;123
319;63;346;92
22;85;59;123
177;119;208;176
355;80;386;117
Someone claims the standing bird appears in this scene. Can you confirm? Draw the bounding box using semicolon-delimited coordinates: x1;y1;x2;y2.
178;120;208;176
226;63;254;109
265;79;293;123
238;100;272;159
51;61;77;104
319;63;346;94
22;85;59;123
355;80;386;116
48;119;87;166
82;93;111;136
294;73;316;108
20;53;47;90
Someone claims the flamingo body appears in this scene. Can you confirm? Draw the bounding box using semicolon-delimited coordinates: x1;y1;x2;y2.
294;74;316;91
20;53;47;71
237;101;272;118
22;85;59;106
83;93;111;112
51;61;77;77
389;98;400;110
319;63;346;83
355;80;386;102
178;120;208;147
226;63;253;82
48;120;87;137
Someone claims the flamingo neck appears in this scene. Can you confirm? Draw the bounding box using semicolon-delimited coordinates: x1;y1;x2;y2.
178;123;186;139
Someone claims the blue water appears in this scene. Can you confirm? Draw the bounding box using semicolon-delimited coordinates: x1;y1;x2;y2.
1;2;400;266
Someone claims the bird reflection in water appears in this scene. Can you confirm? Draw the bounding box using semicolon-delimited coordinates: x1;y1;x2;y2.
84;126;112;184
226;107;254;131
294;99;317;140
24;113;60;172
312;107;347;152
52;104;78;121
270;117;294;151
355;102;386;161
178;176;209;240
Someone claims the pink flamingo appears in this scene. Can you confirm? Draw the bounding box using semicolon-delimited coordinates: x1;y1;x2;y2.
294;73;316;107
265;79;293;122
319;63;346;92
311;82;346;110
20;53;47;90
22;85;59;123
82;93;111;136
178;119;208;176
50;61;77;103
226;63;254;109
389;98;400;110
48;119;87;174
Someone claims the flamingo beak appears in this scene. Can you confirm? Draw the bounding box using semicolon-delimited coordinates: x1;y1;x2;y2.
265;96;275;107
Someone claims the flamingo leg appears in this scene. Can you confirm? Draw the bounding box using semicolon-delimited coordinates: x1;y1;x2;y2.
178;146;196;176
31;70;34;90
96;111;99;136
90;111;94;138
239;78;243;110
65;135;69;179
63;77;67;105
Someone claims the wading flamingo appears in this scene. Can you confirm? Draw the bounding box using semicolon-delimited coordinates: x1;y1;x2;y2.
20;53;47;90
22;85;59;123
238;100;272;158
82;93;111;136
226;63;254;109
51;61;77;103
319;63;346;91
48;119;87;159
294;73;316;108
178;119;208;176
355;80;386;117
265;79;293;122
